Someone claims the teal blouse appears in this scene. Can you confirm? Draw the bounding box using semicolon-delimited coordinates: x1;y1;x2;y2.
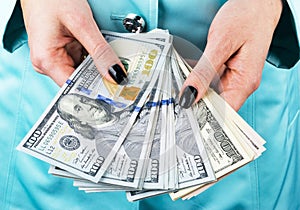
0;1;299;209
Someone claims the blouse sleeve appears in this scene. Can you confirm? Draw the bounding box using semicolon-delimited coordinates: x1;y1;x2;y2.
0;0;27;52
267;0;300;69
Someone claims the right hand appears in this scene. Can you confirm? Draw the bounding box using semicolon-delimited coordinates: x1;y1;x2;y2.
21;0;128;86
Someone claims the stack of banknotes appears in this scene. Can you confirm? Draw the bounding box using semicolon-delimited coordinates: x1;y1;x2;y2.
17;30;266;202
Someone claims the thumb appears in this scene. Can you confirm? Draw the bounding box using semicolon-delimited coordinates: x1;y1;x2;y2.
179;19;245;108
218;68;254;111
179;38;237;108
62;7;128;85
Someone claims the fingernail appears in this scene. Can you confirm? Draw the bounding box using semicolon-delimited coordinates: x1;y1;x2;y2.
179;86;198;108
108;64;128;85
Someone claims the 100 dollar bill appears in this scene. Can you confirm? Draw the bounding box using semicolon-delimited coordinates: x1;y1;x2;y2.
17;36;171;183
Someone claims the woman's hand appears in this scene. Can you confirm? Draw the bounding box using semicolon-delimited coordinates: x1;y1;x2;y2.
21;0;127;86
179;0;283;111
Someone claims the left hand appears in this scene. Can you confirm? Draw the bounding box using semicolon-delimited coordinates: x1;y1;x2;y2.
179;0;283;111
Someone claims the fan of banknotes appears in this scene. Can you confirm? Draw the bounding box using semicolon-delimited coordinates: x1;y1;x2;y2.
17;29;266;202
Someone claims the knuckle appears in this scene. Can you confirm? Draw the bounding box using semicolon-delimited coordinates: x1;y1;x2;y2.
64;10;91;29
191;70;211;90
30;54;43;70
33;66;45;75
244;73;261;94
191;64;216;90
250;76;261;91
91;42;113;61
29;49;49;74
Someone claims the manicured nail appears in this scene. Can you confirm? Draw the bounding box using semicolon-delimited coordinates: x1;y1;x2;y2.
108;64;128;85
179;86;198;108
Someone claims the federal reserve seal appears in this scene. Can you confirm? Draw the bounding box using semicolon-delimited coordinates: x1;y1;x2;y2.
59;135;80;151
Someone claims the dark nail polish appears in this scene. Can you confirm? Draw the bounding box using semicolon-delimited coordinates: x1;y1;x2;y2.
179;86;198;108
108;64;128;85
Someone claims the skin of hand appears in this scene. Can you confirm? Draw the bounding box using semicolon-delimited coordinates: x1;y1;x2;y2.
179;0;283;111
20;0;127;87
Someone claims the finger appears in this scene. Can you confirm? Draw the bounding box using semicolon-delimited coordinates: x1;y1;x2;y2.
65;40;85;67
30;47;75;87
209;64;227;94
179;2;249;108
218;67;261;111
61;6;128;85
179;54;216;108
45;64;75;87
33;63;74;87
220;89;248;112
179;41;235;109
179;32;243;108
